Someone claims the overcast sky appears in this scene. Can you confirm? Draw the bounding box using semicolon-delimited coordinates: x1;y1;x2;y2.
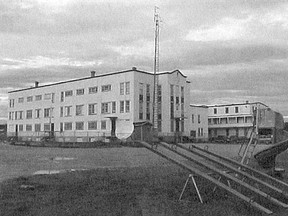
1;0;288;120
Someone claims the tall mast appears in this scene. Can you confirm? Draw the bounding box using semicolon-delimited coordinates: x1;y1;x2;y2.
152;6;160;131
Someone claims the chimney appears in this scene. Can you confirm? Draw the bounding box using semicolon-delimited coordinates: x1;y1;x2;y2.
132;67;137;70
91;71;96;77
35;81;39;88
246;100;249;104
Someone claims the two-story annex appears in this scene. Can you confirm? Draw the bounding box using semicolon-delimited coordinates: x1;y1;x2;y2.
7;68;191;142
208;102;268;139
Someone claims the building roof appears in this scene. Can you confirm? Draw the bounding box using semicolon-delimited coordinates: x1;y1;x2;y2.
8;68;187;94
207;102;269;108
190;104;208;108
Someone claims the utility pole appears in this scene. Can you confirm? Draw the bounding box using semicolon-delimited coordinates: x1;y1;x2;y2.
152;6;160;132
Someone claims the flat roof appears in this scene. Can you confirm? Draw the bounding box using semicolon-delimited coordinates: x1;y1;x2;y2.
207;102;269;108
9;68;187;94
190;104;208;108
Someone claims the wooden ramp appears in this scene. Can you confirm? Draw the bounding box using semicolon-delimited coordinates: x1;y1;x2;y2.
138;141;288;215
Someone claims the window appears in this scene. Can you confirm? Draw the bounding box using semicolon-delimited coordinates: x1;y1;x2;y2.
88;103;97;115
214;108;217;114
198;114;201;124
26;124;32;131
146;84;150;101
89;86;98;94
112;101;116;113
35;124;41;132
44;108;53;118
65;90;73;97
101;84;111;92
181;86;184;97
14;112;18;120
139;83;144;95
8;112;13;120
76;105;84;116
101;102;109;114
65;106;72;117
120;82;124;95
192;114;194;123
60;107;64;117
101;120;106;130
88;121;97;130
9;99;15;108
44;124;50;131
64;122;72;130
225;107;229;114
18;97;24;103
76;122;84;130
235;107;239;113
27;96;33;102
120;101;124;113
125;100;130;113
18;111;23;120
35;109;41;119
26;110;32;119
139;101;143;120
125;82;130;95
60;92;64;102
35;95;42;101
76;89;84;95
44;93;52;100
146;102;150;120
19;124;23;131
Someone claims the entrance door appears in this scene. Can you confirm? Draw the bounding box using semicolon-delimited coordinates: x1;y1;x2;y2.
111;118;116;137
50;123;55;137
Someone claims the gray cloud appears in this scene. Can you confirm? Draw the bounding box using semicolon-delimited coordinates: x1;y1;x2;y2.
1;0;288;118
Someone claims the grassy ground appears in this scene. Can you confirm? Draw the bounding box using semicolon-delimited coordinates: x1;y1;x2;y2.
0;165;265;216
1;143;288;215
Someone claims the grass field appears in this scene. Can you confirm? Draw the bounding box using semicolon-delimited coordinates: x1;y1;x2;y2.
0;143;288;215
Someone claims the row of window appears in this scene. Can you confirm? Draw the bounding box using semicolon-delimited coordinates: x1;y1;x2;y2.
15;121;108;132
9;108;53;120
208;116;253;125
213;106;239;114
9;93;54;108
8;101;131;120
9;82;131;108
61;84;113;100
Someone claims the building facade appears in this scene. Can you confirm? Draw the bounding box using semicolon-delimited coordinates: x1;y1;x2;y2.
7;68;191;142
208;102;269;140
188;105;209;142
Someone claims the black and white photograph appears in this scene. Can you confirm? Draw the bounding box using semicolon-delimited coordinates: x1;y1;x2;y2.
1;0;288;215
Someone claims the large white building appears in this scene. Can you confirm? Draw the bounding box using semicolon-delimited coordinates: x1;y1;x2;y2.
7;68;192;142
207;102;269;140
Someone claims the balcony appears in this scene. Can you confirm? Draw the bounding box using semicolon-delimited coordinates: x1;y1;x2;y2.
208;116;253;128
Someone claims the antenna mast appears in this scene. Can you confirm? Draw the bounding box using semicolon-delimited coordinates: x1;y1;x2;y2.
152;6;160;131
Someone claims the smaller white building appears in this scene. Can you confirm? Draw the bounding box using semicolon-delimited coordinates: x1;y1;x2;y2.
208;102;268;139
188;105;209;142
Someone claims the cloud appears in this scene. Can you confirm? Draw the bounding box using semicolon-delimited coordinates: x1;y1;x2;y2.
1;56;99;70
1;0;288;118
186;16;254;42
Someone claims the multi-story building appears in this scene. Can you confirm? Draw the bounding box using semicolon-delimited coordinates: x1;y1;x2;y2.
7;68;191;142
188;105;208;142
207;102;269;140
